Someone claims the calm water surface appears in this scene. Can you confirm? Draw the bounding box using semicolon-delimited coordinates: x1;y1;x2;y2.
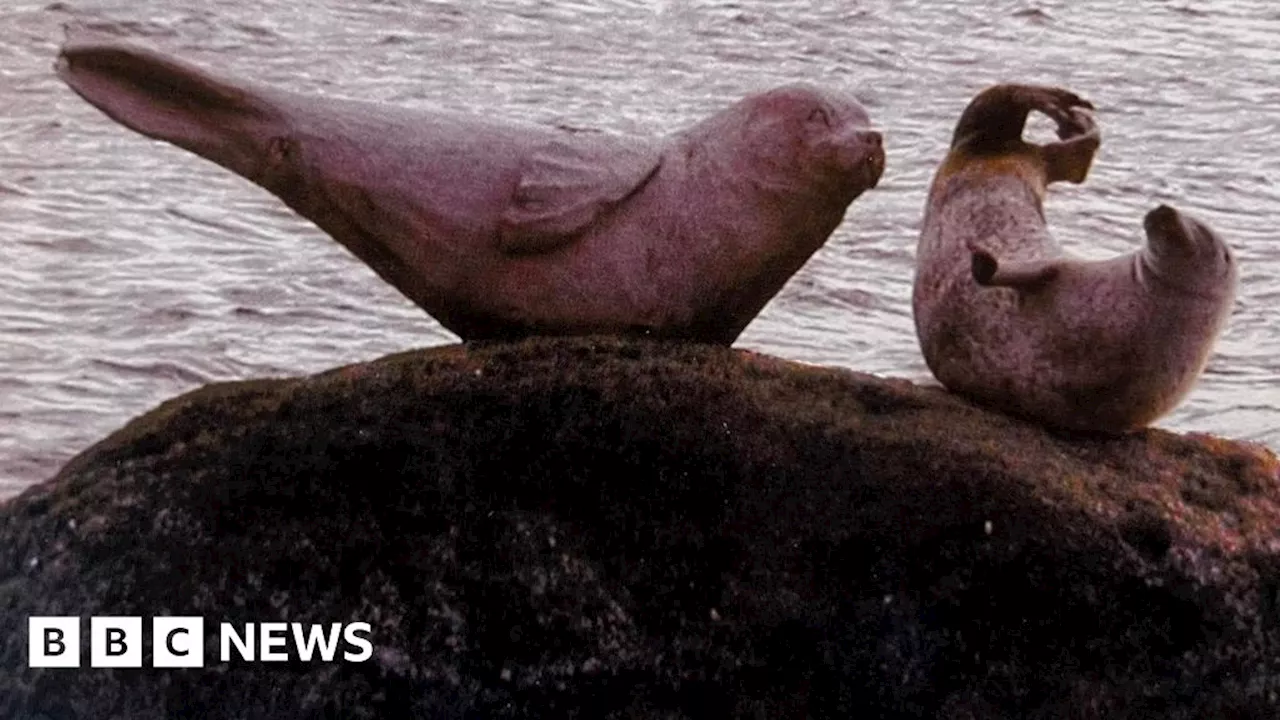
2;0;1278;494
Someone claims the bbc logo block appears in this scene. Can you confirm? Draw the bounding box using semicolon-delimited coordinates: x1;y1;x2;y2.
154;617;204;668
29;617;79;668
28;616;371;667
31;616;205;668
90;616;142;667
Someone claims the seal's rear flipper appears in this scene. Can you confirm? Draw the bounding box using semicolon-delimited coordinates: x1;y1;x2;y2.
971;248;1062;290
1040;106;1100;185
951;84;1094;153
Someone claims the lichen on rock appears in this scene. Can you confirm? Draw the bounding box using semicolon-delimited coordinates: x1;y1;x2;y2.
1;337;1278;718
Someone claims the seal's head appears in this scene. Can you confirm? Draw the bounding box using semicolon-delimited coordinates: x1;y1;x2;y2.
1143;204;1237;295
710;84;884;199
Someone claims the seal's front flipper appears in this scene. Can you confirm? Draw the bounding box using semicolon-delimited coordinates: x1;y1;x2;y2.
971;248;1062;290
1040;106;1100;185
497;134;663;255
56;39;280;179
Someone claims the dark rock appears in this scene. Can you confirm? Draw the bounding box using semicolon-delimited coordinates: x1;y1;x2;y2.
1;336;1278;719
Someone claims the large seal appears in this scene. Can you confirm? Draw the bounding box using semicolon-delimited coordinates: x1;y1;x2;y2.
55;38;884;344
912;84;1237;433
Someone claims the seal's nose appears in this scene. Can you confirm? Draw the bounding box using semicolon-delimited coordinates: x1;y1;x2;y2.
860;129;883;150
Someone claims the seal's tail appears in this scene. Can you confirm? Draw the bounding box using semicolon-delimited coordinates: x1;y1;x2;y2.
55;35;289;181
950;84;1094;152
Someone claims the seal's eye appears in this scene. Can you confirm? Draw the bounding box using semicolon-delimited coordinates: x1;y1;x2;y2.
807;106;833;128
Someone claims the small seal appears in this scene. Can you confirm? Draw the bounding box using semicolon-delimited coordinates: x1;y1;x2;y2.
912;84;1236;432
56;38;884;344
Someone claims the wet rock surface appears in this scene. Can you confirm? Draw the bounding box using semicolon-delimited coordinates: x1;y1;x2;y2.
2;337;1278;719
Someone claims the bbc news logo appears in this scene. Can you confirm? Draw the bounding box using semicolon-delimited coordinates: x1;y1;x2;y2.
29;617;373;668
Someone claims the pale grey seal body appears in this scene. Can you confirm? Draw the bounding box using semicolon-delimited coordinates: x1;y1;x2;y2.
56;39;884;344
913;84;1237;432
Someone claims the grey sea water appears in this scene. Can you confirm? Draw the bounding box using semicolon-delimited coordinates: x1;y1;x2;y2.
1;0;1278;495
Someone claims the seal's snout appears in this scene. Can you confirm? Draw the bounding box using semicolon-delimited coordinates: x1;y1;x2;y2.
1143;204;1229;266
833;128;884;188
1144;204;1179;232
1143;204;1189;247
